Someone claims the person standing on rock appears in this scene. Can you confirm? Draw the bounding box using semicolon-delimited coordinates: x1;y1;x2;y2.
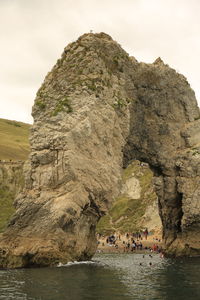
144;228;148;240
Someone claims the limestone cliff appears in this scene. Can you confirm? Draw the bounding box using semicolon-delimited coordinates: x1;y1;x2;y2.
0;33;199;268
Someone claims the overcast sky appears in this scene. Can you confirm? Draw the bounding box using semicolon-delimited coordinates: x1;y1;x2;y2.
0;0;200;124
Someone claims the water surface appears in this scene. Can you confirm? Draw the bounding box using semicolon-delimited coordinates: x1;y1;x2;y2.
0;253;200;300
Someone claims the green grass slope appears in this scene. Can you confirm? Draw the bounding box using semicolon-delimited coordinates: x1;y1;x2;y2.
0;118;30;232
0;183;16;232
0;162;24;232
96;161;157;235
0;118;31;161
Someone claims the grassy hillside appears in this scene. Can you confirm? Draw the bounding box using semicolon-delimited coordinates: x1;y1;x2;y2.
0;118;30;231
96;161;158;235
0;118;31;161
0;186;15;232
0;162;24;232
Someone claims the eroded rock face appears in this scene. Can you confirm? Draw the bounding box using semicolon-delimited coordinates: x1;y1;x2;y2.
0;33;199;268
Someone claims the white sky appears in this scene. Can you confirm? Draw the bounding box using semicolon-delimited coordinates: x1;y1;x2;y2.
0;0;199;124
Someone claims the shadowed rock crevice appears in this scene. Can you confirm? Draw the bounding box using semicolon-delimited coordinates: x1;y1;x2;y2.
0;32;200;268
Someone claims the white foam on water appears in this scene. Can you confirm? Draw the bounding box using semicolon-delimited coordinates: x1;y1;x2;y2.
57;260;96;267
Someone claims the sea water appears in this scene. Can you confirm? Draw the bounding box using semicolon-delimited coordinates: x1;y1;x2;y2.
0;253;200;300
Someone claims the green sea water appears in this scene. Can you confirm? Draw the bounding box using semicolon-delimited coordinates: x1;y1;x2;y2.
0;253;199;300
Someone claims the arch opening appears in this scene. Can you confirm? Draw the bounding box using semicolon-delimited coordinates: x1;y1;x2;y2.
96;159;163;253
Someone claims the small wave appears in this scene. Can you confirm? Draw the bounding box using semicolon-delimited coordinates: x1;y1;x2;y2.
57;260;96;267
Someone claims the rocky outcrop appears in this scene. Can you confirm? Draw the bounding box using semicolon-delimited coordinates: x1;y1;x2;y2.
0;33;199;268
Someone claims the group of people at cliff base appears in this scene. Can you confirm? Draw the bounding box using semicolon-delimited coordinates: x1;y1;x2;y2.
106;238;162;253
123;240;143;252
125;229;149;241
99;229;150;245
123;241;163;254
97;230;163;254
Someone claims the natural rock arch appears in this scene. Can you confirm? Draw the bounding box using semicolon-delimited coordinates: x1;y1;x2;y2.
0;33;200;268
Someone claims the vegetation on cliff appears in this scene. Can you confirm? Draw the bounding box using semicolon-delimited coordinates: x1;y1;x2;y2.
0;118;29;232
0;162;24;232
96;161;160;235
